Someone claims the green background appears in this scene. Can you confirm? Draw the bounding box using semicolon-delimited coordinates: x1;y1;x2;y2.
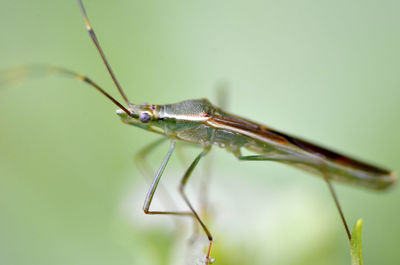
1;1;399;265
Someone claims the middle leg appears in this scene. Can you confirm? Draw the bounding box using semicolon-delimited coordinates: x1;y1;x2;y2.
179;150;214;265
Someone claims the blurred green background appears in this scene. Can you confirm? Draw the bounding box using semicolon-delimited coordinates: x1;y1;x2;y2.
1;1;399;265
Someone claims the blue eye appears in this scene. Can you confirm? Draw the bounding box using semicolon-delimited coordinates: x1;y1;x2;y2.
139;112;151;123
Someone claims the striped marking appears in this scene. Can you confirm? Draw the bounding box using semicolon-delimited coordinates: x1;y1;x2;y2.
162;112;211;121
207;115;392;177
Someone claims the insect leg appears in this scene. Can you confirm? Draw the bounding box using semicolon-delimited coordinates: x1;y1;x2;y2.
198;153;213;222
237;154;307;162
135;137;167;177
196;84;229;217
136;137;192;229
321;171;351;241
237;154;352;241
143;140;192;216
179;150;214;265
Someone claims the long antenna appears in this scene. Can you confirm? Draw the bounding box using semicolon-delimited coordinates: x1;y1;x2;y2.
0;64;135;118
77;0;133;106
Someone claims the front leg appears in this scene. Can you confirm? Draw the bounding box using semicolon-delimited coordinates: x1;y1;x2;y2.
143;140;192;216
142;142;214;264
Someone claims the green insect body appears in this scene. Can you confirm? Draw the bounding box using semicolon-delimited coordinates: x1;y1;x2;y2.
117;98;396;191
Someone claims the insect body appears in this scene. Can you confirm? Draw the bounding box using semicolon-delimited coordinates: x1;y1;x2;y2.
114;96;396;263
118;98;395;191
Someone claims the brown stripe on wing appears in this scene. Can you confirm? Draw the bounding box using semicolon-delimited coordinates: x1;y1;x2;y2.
212;115;289;144
212;115;391;176
269;129;391;175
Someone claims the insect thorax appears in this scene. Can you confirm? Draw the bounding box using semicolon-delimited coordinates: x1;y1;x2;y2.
158;99;215;146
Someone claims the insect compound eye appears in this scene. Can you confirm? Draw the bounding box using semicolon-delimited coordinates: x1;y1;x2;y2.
139;112;151;123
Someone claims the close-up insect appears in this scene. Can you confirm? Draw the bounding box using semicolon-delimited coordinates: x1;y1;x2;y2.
1;1;400;265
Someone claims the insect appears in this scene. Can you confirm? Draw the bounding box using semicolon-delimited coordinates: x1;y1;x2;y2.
1;0;397;264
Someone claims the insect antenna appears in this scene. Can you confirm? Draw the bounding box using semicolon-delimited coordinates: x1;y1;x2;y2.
77;0;133;107
0;64;135;118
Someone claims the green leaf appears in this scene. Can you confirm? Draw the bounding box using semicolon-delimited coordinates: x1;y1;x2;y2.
350;219;364;265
